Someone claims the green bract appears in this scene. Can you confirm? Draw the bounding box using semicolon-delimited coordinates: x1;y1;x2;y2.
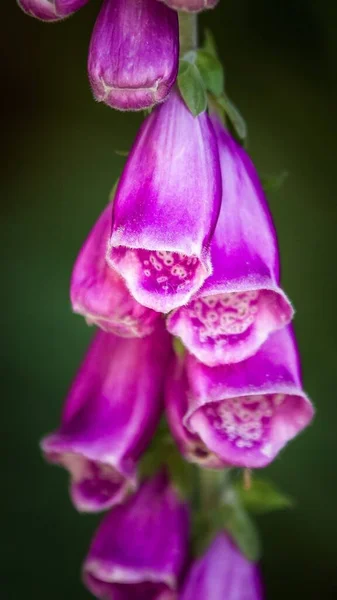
235;477;293;515
178;59;208;116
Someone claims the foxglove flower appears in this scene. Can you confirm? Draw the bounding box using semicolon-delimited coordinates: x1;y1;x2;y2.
88;0;179;111
83;472;189;600
157;0;218;13
181;533;263;600
41;326;171;512
184;326;314;468
165;354;227;469
17;0;89;21
71;202;161;337
107;90;222;313
168;119;293;366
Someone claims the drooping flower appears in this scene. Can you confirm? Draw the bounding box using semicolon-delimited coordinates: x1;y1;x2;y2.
88;0;179;111
168;119;293;366
157;0;218;13
165;354;227;469
83;471;189;600
17;0;89;21
183;326;314;468
41;326;171;512
70;201;161;337
180;533;263;600
107;89;222;313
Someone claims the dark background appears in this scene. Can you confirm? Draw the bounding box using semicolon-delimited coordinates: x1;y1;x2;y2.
2;0;337;598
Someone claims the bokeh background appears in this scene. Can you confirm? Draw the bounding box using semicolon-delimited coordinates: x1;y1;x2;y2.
2;0;337;598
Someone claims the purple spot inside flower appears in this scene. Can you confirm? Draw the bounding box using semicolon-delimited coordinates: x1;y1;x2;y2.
137;249;199;295
109;246;204;312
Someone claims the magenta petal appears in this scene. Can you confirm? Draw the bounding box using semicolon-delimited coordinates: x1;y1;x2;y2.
41;326;171;512
167;120;293;365
17;0;89;21
70;202;161;337
181;533;263;600
83;472;189;600
156;0;218;13
184;326;314;468
107;90;222;313
88;0;179;111
165;354;227;469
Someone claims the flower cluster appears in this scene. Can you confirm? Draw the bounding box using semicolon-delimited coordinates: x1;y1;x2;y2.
19;0;314;598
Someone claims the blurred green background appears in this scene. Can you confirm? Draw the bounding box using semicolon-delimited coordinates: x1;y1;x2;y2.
2;0;337;598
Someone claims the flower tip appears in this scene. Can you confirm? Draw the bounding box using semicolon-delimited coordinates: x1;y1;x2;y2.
183;327;314;468
167;115;294;365
18;0;88;21
180;532;263;600
106;88;221;312
88;0;179;111
17;0;59;20
82;473;189;598
40;330;170;512
41;434;136;512
70;202;162;336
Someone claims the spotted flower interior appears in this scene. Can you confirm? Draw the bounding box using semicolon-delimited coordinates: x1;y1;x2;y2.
109;246;207;312
168;288;292;365
188;392;312;468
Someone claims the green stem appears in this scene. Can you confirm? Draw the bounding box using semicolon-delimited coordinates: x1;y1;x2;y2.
200;468;232;509
179;13;198;57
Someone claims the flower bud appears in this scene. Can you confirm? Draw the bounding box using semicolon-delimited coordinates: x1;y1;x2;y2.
83;472;189;600
168;119;293;365
71;202;161;337
184;326;314;468
88;0;179;111
107;89;222;313
41;325;171;512
157;0;218;13
181;533;263;600
17;0;89;21
165;354;227;469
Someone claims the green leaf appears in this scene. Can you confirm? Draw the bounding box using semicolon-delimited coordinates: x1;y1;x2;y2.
178;60;207;116
224;504;262;562
198;482;261;562
217;94;248;142
235;477;293;515
261;170;289;193
202;29;218;59
196;50;224;98
205;499;261;562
